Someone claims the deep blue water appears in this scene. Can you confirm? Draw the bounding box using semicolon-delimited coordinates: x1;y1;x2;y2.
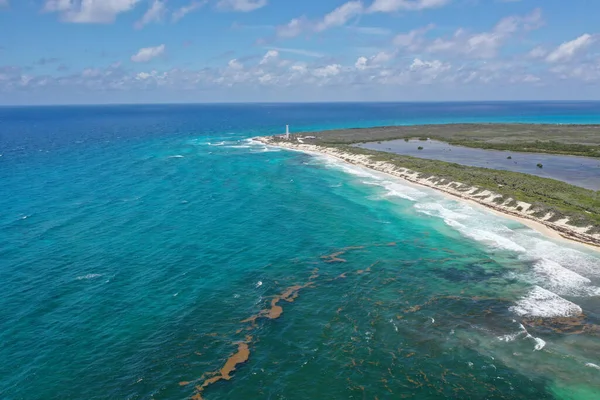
2;102;600;400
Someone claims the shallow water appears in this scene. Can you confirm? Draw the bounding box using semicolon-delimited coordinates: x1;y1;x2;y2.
1;103;600;400
357;139;600;190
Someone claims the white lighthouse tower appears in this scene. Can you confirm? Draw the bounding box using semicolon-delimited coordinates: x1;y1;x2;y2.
285;125;290;140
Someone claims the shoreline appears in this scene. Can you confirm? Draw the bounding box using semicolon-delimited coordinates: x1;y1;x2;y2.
256;136;600;252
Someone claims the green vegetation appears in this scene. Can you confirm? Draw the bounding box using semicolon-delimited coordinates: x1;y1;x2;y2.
331;143;600;231
276;124;600;233
418;146;424;150
307;124;600;157
537;163;543;168
507;156;512;159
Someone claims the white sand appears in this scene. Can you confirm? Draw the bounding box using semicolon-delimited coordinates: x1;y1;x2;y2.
258;137;600;252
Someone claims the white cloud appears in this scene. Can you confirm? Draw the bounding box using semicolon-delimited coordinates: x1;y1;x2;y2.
228;59;244;70
217;0;267;12
348;26;392;35
260;50;279;65
315;1;363;32
12;46;598;99
130;44;165;62
527;46;547;59
277;0;450;38
410;58;446;71
44;0;141;23
135;0;166;29
266;47;324;58
409;58;451;83
551;62;600;82
546;34;595;63
172;1;206;21
371;51;395;64
355;57;369;70
368;0;450;13
276;17;310;38
522;74;541;83
313;64;342;77
355;51;395;70
393;24;435;50
424;8;543;59
290;64;309;75
136;72;153;80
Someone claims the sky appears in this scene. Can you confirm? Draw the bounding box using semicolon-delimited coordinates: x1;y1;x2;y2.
0;0;599;104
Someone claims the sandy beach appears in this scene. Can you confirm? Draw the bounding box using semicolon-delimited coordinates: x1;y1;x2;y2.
257;136;600;252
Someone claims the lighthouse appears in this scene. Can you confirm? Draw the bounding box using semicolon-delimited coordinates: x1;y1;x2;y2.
285;125;290;140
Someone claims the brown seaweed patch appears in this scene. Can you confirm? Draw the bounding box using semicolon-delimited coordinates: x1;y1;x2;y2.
187;246;396;399
372;242;397;247
191;337;252;400
321;251;347;263
240;282;316;327
357;261;378;274
320;246;365;263
336;272;348;279
404;305;422;313
522;315;600;336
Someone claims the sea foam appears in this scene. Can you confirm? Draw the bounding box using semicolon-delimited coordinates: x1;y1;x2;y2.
76;274;103;281
509;286;582;318
313;149;599;319
530;259;599;296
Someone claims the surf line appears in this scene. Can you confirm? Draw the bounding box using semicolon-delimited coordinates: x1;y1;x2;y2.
182;244;380;400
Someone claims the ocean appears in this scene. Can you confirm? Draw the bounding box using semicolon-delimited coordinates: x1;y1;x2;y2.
1;102;600;400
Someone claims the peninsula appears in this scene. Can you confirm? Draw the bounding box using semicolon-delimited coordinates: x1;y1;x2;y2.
257;124;600;248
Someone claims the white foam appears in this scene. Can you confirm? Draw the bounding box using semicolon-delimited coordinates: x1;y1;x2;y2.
327;160;381;179
522;239;600;278
308;146;600;303
585;363;600;370
168;155;185;159
411;199;599;299
415;202;527;252
379;181;428;201
533;337;546;351
509;286;582;318
531;259;599;296
76;273;103;281
260;147;280;152
318;155;428;201
498;323;546;351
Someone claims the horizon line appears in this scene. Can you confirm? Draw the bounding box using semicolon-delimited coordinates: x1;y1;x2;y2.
2;100;600;108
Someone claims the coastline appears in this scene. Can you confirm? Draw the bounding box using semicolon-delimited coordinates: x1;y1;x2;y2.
256;136;600;252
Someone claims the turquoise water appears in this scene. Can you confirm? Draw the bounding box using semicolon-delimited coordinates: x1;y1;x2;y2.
357;139;600;190
1;103;600;400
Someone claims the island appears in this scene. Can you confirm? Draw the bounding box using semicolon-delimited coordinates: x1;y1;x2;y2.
257;124;600;248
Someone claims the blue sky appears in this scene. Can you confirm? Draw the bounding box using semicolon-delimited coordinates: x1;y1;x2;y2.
0;0;599;104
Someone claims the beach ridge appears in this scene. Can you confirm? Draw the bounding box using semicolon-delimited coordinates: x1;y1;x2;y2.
256;136;600;251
